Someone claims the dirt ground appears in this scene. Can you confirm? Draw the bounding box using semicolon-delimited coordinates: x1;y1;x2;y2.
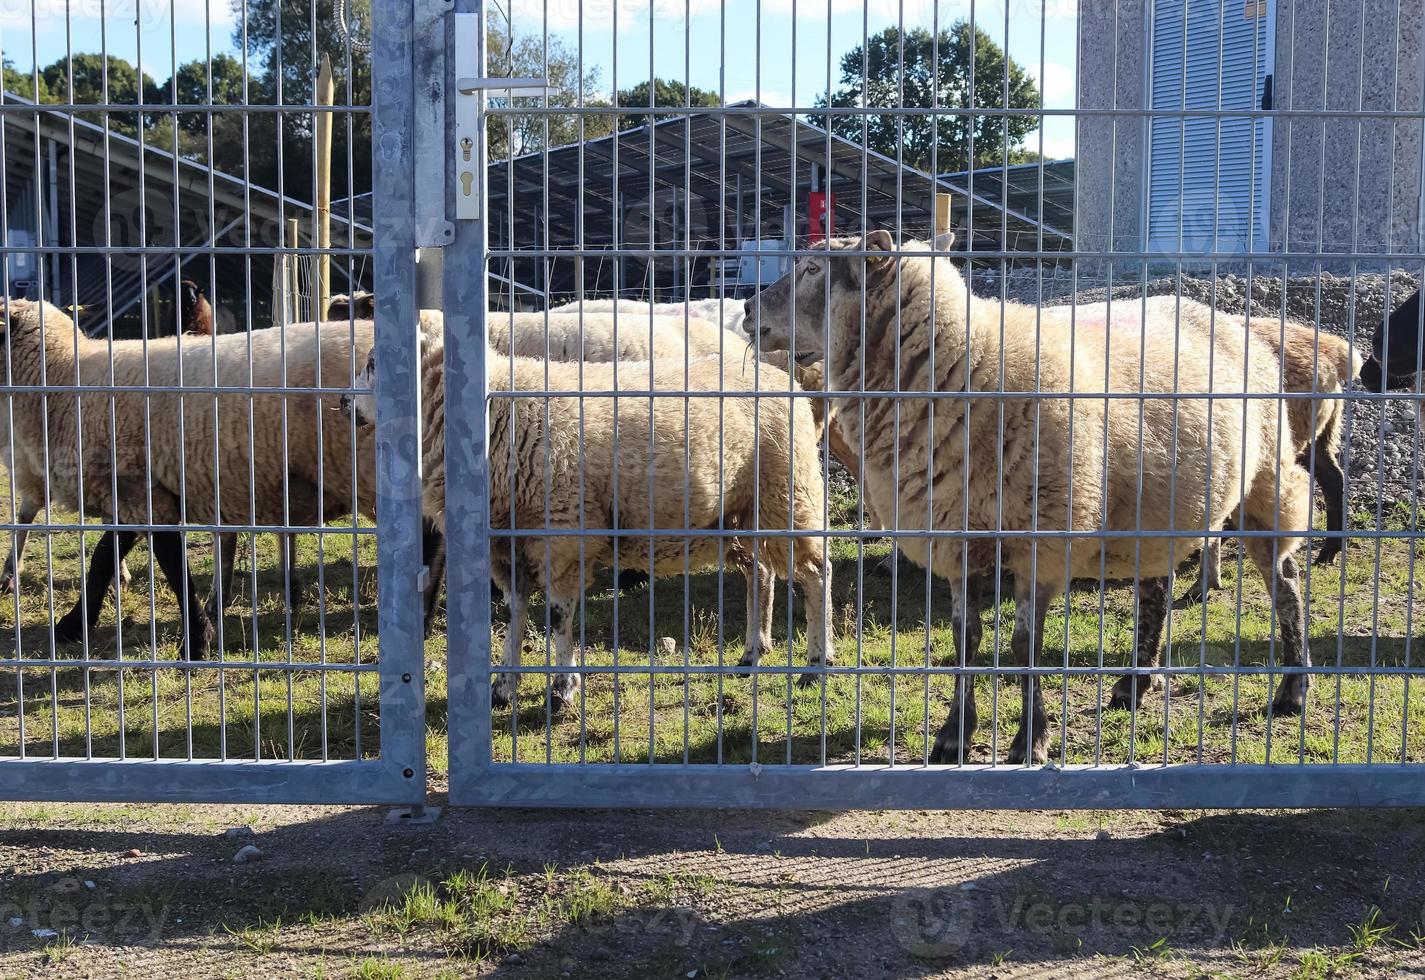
3;777;1425;980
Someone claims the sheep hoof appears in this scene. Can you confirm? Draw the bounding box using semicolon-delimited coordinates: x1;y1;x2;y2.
1107;675;1161;711
52;613;85;646
1271;676;1310;716
1312;546;1343;568
735;653;758;679
491;680;515;709
1173;583;1208;610
0;572;14;594
1006;732;1049;766
928;734;970;765
550;676;580;712
796;670;823;690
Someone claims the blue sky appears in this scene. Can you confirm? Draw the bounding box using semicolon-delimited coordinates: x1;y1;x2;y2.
10;0;1077;160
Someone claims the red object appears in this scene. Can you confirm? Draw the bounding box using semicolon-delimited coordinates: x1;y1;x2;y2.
808;191;834;243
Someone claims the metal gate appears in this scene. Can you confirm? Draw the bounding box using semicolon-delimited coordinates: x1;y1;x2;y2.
0;0;426;802
443;0;1425;810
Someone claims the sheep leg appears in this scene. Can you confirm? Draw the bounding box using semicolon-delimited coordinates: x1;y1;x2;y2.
736;543;775;675
793;545;833;689
0;498;39;594
1006;579;1054;766
1108;576;1171;711
1255;545;1312;716
491;554;534;708
1242;470;1312;715
1175;533;1224;610
54;530;139;646
1309;441;1347;567
548;588;581;711
420;518;446;637
206;532;239;619
149;530;216;660
279;533;302;609
929;579;986;764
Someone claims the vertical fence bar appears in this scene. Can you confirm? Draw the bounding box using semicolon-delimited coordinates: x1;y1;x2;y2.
445;0;495;806
370;0;427;802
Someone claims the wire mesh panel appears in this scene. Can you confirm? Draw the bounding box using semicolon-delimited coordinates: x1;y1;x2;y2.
443;0;1425;810
0;0;426;802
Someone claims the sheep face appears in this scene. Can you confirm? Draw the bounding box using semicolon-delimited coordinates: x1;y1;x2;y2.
1362;287;1422;391
0;298;72;346
342;347;379;427
327;291;376;322
744;231;905;363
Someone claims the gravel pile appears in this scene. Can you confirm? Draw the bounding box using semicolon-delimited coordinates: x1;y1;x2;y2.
970;269;1425;511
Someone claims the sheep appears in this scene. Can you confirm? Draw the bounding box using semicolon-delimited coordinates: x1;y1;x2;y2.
346;331;833;709
179;280;214;337
487;309;738;363
327;292;376;321
407;308;757;632
1361;286;1422;391
549;296;747;337
0;299;378;658
1164;305;1361;606
749;232;1313;765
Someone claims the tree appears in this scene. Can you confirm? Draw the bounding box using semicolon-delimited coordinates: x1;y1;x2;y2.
3;59;50;102
485;31;613;160
38;54;156;136
614;78;719;130
810;23;1040;173
142;55;255;173
231;0;372;202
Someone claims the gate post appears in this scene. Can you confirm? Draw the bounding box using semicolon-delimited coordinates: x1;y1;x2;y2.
370;0;428;803
443;0;496;806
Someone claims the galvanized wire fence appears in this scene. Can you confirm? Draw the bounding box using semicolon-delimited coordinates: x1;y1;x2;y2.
0;0;426;803
4;0;1424;808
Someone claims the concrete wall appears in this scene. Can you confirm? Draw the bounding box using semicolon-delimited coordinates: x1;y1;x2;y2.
1076;0;1423;275
1270;0;1424;266
1075;0;1149;270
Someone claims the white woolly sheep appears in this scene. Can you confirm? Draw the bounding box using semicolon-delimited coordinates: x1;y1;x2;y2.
1152;303;1361;606
348;332;833;709
548;296;747;337
749;232;1314;765
0;299;378;658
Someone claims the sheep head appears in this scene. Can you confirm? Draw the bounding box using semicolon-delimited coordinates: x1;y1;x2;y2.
0;298;76;349
179;279;214;336
342;345;379;427
742;230;918;363
327;291;376;321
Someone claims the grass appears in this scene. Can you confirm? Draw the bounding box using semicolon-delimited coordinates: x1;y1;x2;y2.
361;860;651;963
0;468;1422;770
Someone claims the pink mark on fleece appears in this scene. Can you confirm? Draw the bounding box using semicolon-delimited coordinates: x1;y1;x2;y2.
1062;305;1147;332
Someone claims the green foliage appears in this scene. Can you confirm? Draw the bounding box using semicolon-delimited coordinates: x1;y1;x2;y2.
810;22;1040;172
615;77;720;129
485;30;613;160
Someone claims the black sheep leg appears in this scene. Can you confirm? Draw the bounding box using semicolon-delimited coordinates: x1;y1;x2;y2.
54;530;139;646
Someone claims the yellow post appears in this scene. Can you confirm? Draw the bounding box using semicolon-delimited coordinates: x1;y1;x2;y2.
286;217;301;325
934;192;954;248
314;54;335;322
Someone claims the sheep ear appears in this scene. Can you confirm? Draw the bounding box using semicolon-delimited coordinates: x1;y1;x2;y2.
932;231;956;251
863;229;895;256
846;229;896;286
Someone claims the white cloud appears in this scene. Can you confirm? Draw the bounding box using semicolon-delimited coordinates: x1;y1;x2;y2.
1028;59;1075;106
1025;125;1074;159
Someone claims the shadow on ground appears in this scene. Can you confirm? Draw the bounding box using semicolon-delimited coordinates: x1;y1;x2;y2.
2;801;1423;977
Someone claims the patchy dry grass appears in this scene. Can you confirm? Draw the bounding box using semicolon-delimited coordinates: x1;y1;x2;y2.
0;470;1422;771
